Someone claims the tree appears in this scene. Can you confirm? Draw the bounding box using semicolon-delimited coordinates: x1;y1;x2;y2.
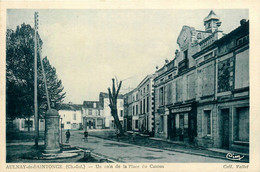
6;23;66;131
108;78;124;136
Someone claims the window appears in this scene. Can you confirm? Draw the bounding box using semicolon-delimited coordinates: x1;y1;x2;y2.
133;106;135;116
147;84;149;92
204;52;213;61
168;74;172;79
159;87;164;106
146;97;149;113
135;120;139;129
204;110;211;136
120;110;123;117
136;94;138;100
140;101;142;114
144;87;146;94
143;98;146;114
235;50;249;89
197;33;202;39
133;96;135;101
21;120;24;128
88;109;92;115
234;107;249;142
67;121;70;124
184;50;188;60
160;116;164;132
73;113;76;120
25;120;33;128
136;105;138;115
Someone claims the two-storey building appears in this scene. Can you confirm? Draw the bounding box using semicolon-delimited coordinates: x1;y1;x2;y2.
82;101;104;129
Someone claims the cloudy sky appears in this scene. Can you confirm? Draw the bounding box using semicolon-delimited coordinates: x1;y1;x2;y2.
7;9;248;104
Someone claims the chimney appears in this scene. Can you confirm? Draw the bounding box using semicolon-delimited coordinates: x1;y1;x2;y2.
240;19;247;26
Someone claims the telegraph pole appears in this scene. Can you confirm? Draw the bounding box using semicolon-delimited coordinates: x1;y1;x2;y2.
34;12;39;147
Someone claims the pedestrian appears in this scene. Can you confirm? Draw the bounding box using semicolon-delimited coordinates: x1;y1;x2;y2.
84;130;88;142
115;129;120;142
132;132;136;142
66;129;70;143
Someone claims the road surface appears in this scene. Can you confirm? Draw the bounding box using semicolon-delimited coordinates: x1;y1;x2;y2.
65;131;230;163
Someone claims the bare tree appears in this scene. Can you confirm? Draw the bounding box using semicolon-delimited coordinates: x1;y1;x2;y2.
108;78;124;136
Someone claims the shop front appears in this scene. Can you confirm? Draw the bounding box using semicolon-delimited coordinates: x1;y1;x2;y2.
168;103;197;143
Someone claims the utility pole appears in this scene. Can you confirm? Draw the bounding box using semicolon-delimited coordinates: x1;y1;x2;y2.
34;12;39;147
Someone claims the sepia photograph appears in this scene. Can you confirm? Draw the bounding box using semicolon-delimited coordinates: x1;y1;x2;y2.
1;3;255;169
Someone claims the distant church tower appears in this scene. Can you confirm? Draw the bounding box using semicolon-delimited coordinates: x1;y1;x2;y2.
204;10;222;33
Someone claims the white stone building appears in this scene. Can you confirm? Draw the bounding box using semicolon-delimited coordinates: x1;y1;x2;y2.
58;103;83;130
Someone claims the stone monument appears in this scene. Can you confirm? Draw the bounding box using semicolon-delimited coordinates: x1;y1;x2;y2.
44;108;60;153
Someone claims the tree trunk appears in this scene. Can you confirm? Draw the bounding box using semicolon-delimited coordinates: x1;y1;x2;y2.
108;78;124;136
111;108;124;135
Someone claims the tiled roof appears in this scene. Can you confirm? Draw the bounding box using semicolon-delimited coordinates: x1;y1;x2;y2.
83;101;101;109
59;103;82;111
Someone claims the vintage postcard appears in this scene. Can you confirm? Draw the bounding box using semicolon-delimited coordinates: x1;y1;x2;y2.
0;0;259;171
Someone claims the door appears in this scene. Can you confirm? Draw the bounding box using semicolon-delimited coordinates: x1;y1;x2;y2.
168;114;175;140
179;114;184;141
222;109;230;149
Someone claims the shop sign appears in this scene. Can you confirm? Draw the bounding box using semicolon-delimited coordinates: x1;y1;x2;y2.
172;106;192;113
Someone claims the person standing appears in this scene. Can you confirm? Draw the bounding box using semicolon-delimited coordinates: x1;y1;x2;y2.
66;130;70;143
116;129;120;142
84;130;88;142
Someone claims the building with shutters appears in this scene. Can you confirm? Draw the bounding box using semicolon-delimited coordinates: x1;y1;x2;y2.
82;101;104;129
123;74;156;133
154;10;249;153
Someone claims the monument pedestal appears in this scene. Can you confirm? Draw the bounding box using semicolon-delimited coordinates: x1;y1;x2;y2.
44;109;60;153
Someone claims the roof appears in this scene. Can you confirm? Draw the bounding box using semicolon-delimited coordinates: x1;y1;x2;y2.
59;103;82;111
83;101;101;109
204;10;220;23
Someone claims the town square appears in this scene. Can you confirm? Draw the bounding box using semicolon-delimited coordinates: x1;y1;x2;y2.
5;8;250;165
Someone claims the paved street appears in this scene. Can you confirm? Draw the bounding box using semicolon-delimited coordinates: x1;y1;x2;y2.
66;131;230;163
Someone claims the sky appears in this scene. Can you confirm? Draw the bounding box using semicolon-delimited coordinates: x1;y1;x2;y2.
7;9;248;104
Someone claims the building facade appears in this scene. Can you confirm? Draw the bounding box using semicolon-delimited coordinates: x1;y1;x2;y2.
136;75;155;132
12;117;45;131
82;101;104;130
58;103;83;130
123;74;156;133
123;89;136;131
154;11;249;153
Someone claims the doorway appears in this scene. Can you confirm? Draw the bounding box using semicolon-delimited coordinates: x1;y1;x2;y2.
167;114;175;140
221;109;230;149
